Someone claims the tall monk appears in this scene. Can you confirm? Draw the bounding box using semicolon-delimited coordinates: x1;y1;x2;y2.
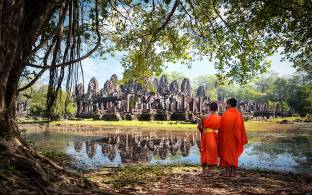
218;98;248;177
197;102;220;176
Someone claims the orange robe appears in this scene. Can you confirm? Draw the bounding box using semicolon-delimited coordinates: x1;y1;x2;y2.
200;114;221;166
218;107;248;168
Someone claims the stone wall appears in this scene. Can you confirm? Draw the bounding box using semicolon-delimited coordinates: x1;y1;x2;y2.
75;74;292;121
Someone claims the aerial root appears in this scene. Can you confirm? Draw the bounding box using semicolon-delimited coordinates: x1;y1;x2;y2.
0;137;110;194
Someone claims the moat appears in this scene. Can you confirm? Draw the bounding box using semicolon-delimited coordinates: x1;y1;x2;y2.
22;126;312;174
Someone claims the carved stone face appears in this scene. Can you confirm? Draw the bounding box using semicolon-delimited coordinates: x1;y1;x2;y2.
169;80;179;94
88;77;99;95
153;78;159;89
110;74;118;83
158;75;169;95
75;83;84;97
196;86;206;97
181;78;191;96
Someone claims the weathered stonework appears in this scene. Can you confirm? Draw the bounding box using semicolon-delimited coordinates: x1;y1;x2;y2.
75;75;291;121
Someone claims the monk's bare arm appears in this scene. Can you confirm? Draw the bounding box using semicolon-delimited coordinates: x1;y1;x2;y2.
197;116;205;133
197;119;203;132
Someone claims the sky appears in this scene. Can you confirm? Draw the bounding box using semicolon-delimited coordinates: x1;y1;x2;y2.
80;52;296;87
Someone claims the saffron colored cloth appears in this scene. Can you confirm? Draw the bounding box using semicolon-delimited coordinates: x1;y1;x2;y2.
200;114;221;165
218;107;248;168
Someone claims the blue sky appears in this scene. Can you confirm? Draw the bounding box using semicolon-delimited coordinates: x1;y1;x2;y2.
79;52;296;87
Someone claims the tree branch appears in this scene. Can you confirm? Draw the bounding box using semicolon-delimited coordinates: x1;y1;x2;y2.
17;69;45;92
23;3;68;62
212;0;244;52
142;0;180;55
26;0;101;69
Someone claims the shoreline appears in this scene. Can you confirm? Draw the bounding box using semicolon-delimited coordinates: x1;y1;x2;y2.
18;117;311;132
43;149;312;194
12;120;312;194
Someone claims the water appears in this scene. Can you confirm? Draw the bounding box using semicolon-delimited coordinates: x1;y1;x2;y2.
22;127;312;174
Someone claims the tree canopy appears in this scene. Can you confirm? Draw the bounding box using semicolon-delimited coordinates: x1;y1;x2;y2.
1;0;311;133
191;70;312;115
21;0;312;93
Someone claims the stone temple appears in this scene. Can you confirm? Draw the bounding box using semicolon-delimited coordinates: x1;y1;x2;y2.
74;74;290;121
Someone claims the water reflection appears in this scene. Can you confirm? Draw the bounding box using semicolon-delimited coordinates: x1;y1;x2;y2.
242;134;312;172
74;141;83;153
22;129;312;173
71;132;198;165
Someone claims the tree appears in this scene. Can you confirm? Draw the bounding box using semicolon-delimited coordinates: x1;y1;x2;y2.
1;0;311;191
0;0;103;191
161;71;186;85
253;71;279;93
287;85;312;116
223;0;312;77
29;85;76;116
104;0;276;84
236;85;263;101
0;0;101;137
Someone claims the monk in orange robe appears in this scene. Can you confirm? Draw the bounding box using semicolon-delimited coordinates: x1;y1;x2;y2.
197;102;220;176
218;98;248;177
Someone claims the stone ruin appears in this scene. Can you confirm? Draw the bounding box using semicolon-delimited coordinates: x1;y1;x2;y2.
15;101;29;116
75;74;291;121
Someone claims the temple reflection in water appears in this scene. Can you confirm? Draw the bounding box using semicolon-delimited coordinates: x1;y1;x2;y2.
73;131;200;163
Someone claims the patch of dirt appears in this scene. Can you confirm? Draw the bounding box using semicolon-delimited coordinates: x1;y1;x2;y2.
0;137;117;195
86;166;312;195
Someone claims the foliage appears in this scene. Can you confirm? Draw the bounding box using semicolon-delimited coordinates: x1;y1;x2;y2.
223;0;312;77
192;70;312;115
100;0;278;84
160;71;186;85
287;85;312;116
13;0;311;122
28;85;76;116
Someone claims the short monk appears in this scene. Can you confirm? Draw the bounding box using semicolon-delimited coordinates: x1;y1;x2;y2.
197;102;220;176
218;98;248;177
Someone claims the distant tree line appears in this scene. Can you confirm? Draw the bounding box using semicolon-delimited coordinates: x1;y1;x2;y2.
165;71;312;116
17;84;76;117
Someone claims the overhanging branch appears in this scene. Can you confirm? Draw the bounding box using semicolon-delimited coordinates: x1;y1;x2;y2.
26;0;101;70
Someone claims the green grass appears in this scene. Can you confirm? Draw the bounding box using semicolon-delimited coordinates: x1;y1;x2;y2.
270;116;303;122
51;119;197;130
49;118;292;132
19;116;307;132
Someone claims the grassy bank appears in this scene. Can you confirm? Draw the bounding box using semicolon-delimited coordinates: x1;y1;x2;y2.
51;117;302;131
18;116;306;132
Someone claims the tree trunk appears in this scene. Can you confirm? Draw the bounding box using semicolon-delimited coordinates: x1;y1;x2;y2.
0;0;58;138
0;0;25;137
0;1;108;193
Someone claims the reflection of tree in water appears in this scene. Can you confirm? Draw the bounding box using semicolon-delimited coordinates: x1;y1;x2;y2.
249;135;312;168
74;141;83;153
95;132;199;163
85;140;97;159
